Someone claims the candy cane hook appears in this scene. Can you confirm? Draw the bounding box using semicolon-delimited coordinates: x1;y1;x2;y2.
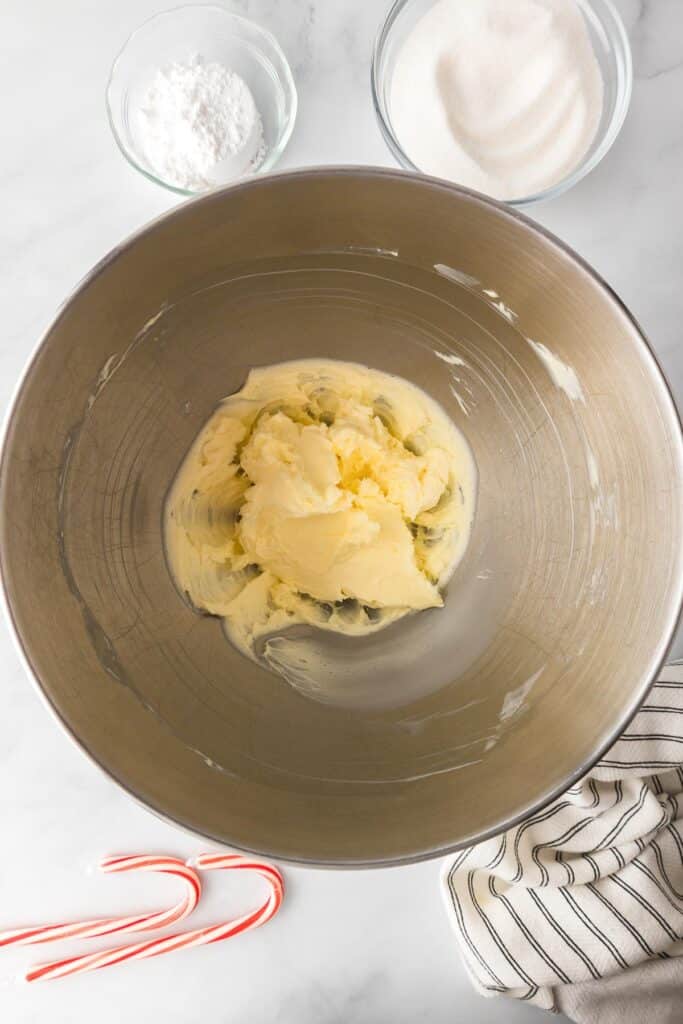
25;854;283;982
0;855;200;949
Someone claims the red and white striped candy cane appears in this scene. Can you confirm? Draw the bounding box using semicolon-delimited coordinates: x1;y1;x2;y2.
25;854;283;983
0;855;200;949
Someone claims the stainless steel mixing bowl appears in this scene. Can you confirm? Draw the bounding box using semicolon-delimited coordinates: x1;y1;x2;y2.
1;169;681;865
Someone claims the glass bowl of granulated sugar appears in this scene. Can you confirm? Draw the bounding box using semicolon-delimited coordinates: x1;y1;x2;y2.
107;5;298;195
372;0;632;206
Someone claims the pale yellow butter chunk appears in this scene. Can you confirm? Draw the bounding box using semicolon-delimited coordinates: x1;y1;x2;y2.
165;359;476;663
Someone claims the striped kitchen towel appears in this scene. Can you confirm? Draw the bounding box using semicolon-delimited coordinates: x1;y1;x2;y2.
444;666;683;1023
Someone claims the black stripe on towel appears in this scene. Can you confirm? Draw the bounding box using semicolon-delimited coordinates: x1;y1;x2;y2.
584;853;601;882
467;872;538;989
555;849;575;886
651;837;683;900
600;760;683;769
622;733;683;744
559;887;629;969
665;822;683;861
527;889;601;980
487;835;507;872
511;801;573;882
447;873;507;989
609;875;679;942
594;784;648;851
532;816;595;886
490;877;571;984
631;857;683;918
586;882;656;958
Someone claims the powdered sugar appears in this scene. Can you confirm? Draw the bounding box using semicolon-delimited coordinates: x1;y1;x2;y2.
138;55;266;191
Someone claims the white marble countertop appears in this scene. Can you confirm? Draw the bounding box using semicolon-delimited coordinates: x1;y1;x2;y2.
0;1;681;1020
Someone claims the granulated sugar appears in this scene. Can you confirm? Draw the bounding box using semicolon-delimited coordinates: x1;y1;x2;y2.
390;0;604;201
138;56;266;191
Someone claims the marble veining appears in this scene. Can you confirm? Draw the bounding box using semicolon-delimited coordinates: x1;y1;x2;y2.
0;1;680;1021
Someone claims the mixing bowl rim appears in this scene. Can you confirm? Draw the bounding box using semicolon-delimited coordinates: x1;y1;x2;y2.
1;166;681;868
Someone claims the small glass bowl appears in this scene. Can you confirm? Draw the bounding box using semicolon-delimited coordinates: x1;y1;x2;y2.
106;5;298;196
371;0;633;207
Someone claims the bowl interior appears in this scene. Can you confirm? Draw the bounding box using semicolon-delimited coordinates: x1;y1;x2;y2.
372;0;632;205
107;5;297;192
1;171;681;865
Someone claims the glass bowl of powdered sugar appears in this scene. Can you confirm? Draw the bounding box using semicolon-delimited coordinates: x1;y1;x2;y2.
372;0;632;206
106;5;297;195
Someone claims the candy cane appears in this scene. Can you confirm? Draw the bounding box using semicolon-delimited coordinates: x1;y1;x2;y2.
25;854;283;983
0;856;200;949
